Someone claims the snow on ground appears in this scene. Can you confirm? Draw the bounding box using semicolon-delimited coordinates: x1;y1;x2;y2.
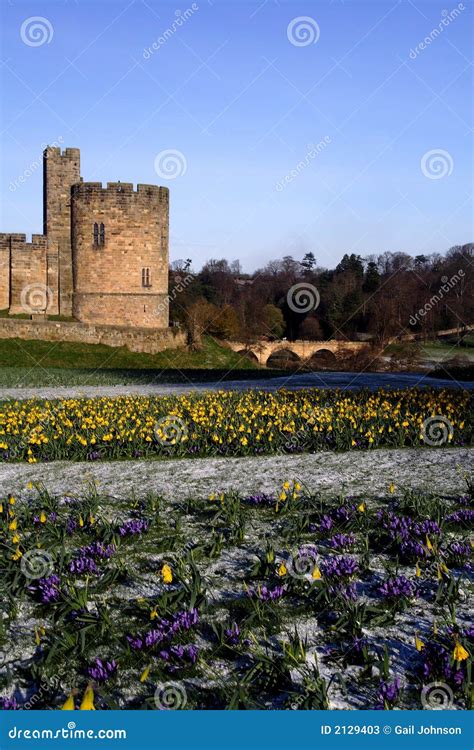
0;447;471;500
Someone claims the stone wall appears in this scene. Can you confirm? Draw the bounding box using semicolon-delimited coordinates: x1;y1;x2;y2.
43;147;81;316
1;234;59;316
71;182;169;328
0;318;185;355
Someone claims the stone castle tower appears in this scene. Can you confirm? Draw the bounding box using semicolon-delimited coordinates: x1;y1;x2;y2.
0;146;169;329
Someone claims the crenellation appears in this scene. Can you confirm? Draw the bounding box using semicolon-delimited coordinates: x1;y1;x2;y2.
3;145;169;328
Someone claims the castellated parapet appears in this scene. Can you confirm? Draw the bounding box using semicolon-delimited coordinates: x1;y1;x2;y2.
1;148;170;330
71;182;169;328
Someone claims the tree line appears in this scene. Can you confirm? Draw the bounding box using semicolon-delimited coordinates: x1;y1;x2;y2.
168;244;473;347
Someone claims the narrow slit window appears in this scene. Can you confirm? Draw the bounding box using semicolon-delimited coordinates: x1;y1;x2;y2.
93;223;99;245
99;223;105;245
142;267;151;287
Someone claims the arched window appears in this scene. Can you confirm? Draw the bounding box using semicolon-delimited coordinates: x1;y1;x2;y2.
141;267;151;287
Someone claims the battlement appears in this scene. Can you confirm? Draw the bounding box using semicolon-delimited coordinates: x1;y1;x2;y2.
44;146;81;161
0;233;48;247
72;182;169;203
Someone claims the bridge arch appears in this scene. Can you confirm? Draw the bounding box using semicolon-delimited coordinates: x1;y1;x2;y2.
308;348;338;369
266;348;301;368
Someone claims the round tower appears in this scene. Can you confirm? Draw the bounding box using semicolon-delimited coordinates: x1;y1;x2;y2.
71;182;169;328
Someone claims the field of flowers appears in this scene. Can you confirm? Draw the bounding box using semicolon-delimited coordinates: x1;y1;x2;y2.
0;478;472;710
0;387;471;463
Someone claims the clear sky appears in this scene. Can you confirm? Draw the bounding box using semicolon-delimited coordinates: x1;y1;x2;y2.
0;0;472;272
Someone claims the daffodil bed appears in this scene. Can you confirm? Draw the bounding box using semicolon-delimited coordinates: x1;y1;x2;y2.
0;478;472;711
0;387;471;463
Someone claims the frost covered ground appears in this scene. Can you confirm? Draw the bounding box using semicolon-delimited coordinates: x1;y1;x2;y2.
0;447;472;501
0;478;472;711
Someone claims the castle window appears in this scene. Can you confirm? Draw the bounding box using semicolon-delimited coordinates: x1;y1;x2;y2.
142;267;151;287
93;222;105;246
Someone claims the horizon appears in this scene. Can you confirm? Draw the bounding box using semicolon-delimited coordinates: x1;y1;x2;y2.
0;0;472;272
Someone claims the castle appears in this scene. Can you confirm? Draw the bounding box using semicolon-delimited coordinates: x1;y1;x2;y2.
0;147;169;329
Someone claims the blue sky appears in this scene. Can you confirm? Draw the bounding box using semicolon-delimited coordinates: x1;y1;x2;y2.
0;0;472;272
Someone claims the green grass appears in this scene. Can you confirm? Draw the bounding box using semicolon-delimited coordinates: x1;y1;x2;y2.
0;336;283;388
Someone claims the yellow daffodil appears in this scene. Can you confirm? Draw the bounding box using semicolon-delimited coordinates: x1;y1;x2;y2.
79;685;95;710
277;562;287;577
415;562;421;578
40;511;47;524
415;635;424;652
62;693;76;710
8;519;17;531
312;566;322;580
357;502;366;513
389;483;395;494
453;642;469;662
140;665;151;683
161;564;173;584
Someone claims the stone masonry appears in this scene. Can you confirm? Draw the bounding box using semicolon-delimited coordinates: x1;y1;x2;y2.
0;147;170;329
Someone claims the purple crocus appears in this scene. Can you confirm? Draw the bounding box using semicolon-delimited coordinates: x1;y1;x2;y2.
28;574;61;604
87;658;117;683
378;575;416;600
118;519;149;537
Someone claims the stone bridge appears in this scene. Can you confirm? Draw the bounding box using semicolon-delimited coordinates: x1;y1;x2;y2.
225;340;370;367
